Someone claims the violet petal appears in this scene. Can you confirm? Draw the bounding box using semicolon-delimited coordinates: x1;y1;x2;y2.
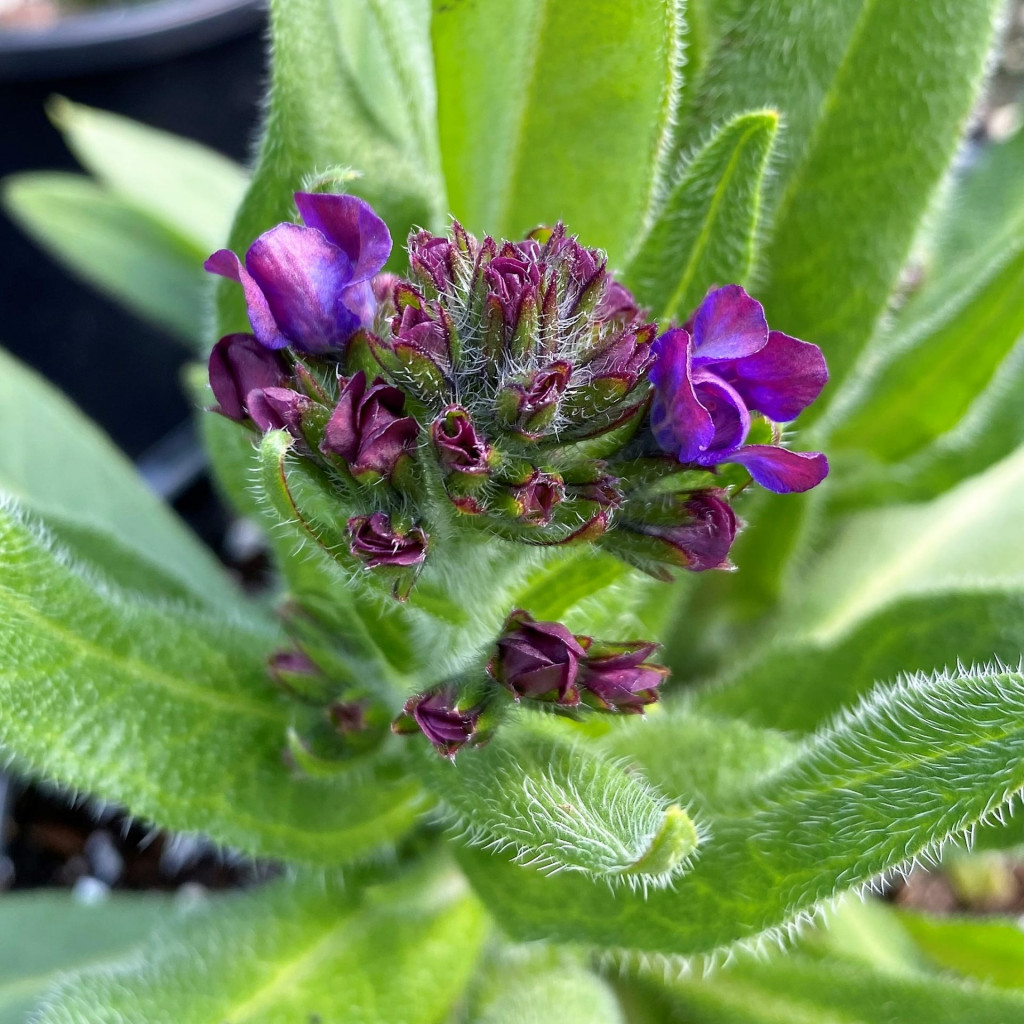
204;249;289;350
294;191;393;282
725;445;829;493
650;329;714;462
691;285;768;363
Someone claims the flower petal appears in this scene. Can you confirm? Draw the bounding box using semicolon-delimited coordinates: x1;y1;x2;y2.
691;285;768;363
245;223;360;353
725;445;829;493
691;372;750;457
204;249;288;350
717;330;828;421
294;192;393;283
650;329;714;462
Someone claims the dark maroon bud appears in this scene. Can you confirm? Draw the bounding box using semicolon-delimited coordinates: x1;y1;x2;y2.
635;490;739;571
208;333;287;422
595;280;642;325
588;326;656;388
392;302;450;363
570;474;621;509
485;255;542;330
409;230;458;293
327;700;367;734
321;371;419;480
372;272;400;304
431;405;492;476
578;639;668;713
347;512;428;568
392;685;482;759
247;386;313;437
513;470;565;525
497;361;572;436
268;649;329;701
488;609;586;705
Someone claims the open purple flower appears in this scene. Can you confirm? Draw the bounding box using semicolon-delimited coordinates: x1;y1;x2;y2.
650;285;829;493
205;192;392;355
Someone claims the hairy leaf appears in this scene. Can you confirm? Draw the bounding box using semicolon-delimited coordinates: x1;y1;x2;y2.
461;664;1024;956
0;347;235;607
3;173;206;345
697;589;1024;734
37;866;487;1024
422;717;698;887
784;444;1024;643
47;97;247;254
0;499;423;864
0;893;171;1024
432;0;685;264
638;953;1024;1023
216;0;440;338
625;110;778;321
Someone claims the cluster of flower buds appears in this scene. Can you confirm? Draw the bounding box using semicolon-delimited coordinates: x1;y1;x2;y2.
206;190;829;599
391;610;668;757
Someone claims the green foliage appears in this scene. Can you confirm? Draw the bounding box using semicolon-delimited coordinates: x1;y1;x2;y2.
432;0;685;264
461;663;1024;955
625;110;778;321
420;716;698;887
0;893;171;1024
37;866;488;1024
0;498;422;864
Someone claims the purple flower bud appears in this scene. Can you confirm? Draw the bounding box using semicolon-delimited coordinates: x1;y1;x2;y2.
393;302;450;363
327;700;367;734
485;255;542;330
578;639;668;713
409;230;458;293
431;406;492;476
247;386;313;436
393;685;482;759
595;280;642;325
347;512;428;568
488;609;586;705
497;361;572;436
208;333;287;422
513;470;565;525
636;490;739;572
322;371;419;479
205;192;392;355
268;649;319;692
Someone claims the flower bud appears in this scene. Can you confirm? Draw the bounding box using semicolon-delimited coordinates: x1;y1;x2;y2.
347;512;428;568
392;684;483;759
431;405;492;478
511;470;565;526
321;371;419;481
208;333;287;422
578;639;668;713
488;609;586;705
495;361;572;437
247;386;313;437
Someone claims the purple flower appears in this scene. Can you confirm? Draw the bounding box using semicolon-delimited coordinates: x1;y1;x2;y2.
635;490;739;572
578;640;668;713
431;406;492;476
488;609;586;705
321;371;419;479
205;192;392;355
649;285;829;493
347;512;428;568
393;686;482;759
208;333;287;422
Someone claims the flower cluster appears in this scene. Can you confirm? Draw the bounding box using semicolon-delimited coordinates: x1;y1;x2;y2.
207;191;828;597
391;610;668;757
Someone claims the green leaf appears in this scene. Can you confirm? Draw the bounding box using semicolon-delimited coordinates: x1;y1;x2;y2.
625;110;778;321
898;911;1024;990
0;498;423;864
432;0;685;264
637;953;1024;1023
754;0;1001;392
38;866;488;1024
460;663;1024;956
217;0;441;338
782;444;1024;644
421;717;698;887
47;97;248;254
2;173;207;345
696;589;1024;734
0;893;171;1024
0;346;236;608
469;949;625;1024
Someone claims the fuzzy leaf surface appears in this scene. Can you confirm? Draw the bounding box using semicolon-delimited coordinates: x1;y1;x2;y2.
47;97;247;254
38;867;487;1024
625;110;778;321
216;0;440;338
432;0;684;264
0;893;170;1024
0;499;422;863
421;717;698;887
2;173;206;345
0;347;235;607
461;664;1024;956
